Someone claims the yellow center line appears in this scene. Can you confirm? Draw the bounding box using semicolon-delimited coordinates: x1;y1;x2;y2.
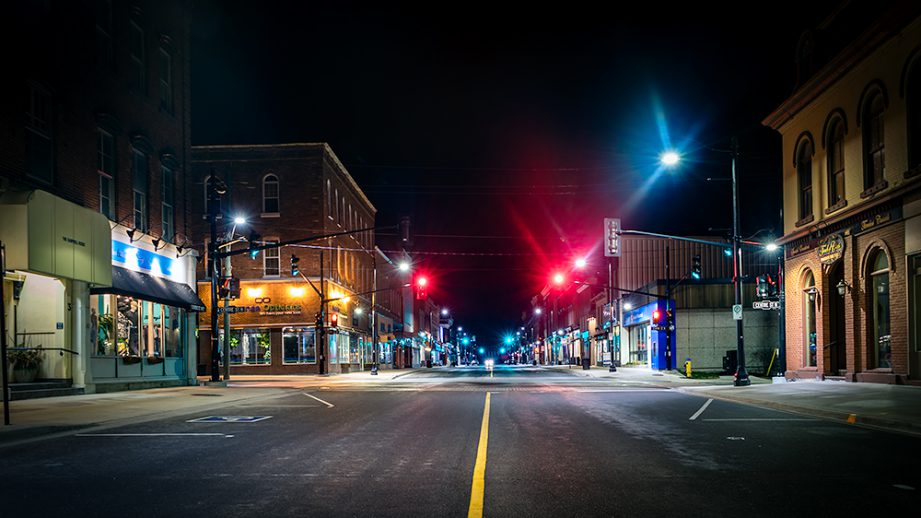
468;392;491;518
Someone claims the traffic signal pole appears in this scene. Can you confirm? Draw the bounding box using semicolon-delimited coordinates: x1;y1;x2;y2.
665;245;672;371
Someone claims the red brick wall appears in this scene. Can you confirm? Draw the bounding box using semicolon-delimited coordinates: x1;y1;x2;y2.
1;1;192;243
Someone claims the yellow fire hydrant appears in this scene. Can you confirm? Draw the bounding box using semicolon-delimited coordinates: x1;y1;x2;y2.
684;359;692;378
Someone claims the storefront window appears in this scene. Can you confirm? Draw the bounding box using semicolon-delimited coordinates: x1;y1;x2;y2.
93;295;185;358
223;328;271;365
350;335;360;364
90;294;117;356
803;271;817;367
871;252;891;368
117;296;142;356
164;306;183;357
283;327;316;364
339;332;350;364
328;333;337;364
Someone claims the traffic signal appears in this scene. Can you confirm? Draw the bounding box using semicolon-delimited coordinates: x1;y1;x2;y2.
691;254;702;279
666;309;673;325
290;254;300;276
248;231;262;259
756;275;776;298
330;312;339;328
415;275;428;300
228;277;240;299
652;309;662;323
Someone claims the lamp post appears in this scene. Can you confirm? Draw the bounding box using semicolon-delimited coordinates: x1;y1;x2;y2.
661;137;750;386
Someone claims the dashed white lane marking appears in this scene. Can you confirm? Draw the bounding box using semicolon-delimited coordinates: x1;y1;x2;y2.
689;398;713;421
304;393;335;408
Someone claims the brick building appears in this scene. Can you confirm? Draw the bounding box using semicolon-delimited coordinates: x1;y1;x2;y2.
764;3;921;383
191;143;386;375
0;0;199;395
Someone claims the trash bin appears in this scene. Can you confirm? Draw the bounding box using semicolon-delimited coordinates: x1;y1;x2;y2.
582;358;590;370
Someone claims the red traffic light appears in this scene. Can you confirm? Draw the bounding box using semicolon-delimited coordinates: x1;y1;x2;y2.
652;309;661;323
553;273;565;285
416;276;428;287
330;312;339;328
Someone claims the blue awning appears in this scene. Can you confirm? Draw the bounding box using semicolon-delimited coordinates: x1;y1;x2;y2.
91;267;205;311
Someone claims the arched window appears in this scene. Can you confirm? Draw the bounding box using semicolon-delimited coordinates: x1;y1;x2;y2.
869;250;891;368
863;91;886;189
803;271;817;367
263;174;279;214
796;138;814;221
827;118;846;207
907;60;921;170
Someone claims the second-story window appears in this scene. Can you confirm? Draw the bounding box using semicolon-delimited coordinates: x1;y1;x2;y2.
796;138;813;221
129;21;146;94
264;239;280;277
158;47;172;112
97;128;115;219
161;165;174;242
827;118;845;207
132;149;149;232
263;174;279;214
26;83;53;184
95;0;113;68
863;93;886;189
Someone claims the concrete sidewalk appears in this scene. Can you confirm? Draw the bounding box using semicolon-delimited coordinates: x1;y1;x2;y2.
542;364;773;386
680;381;921;436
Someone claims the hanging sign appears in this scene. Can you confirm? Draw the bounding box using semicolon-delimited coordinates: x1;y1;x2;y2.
817;234;845;265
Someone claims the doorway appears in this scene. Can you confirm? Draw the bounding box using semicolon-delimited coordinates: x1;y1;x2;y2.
826;264;847;376
910;254;921;380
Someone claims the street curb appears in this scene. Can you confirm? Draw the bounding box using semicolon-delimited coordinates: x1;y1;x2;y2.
677;387;921;437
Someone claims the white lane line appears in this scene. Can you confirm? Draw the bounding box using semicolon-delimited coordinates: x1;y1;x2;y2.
689;398;714;421
76;433;233;437
304;393;335;408
702;418;818;422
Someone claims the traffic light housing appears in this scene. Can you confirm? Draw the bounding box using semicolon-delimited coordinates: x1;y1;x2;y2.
652;309;662;324
691;254;702;279
228;277;240;299
414;275;428;300
756;275;776;298
290;254;300;277
248;231;262;259
329;312;339;328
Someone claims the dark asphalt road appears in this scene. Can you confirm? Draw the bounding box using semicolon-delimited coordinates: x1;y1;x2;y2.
1;366;919;517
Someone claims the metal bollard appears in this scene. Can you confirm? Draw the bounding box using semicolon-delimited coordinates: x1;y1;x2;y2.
684;359;692;378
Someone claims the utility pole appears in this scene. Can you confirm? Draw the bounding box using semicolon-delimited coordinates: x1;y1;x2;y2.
318;248;326;375
608;257;617;372
371;254;378;374
1;241;10;425
223;253;232;381
665;245;672;371
206;173;226;382
731;137;751;386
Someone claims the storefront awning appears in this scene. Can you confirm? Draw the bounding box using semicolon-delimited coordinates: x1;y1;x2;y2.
91;267;205;311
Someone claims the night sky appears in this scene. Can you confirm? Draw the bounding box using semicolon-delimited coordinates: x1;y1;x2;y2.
192;1;838;340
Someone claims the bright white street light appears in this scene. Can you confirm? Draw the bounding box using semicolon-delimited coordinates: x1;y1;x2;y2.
624;303;633;310
398;261;410;272
233;216;247;225
354;307;364;315
660;151;680;167
441;308;449;316
535;308;542;315
765;243;779;252
575;257;587;269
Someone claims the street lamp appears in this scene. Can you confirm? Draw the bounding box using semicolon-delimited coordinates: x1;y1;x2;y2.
661;137;750;386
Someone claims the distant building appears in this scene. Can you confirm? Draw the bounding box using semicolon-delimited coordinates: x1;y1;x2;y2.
191;143;383;375
529;235;780;373
764;3;921;383
0;0;199;395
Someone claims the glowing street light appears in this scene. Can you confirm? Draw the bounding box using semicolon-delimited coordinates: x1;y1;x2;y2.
575;257;587;269
765;243;779;252
553;273;565;285
398;261;410;272
660;150;680;167
534;307;542;315
441;308;449;316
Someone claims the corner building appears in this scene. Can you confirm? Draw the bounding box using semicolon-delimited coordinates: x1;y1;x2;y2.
764;3;921;383
192;143;377;375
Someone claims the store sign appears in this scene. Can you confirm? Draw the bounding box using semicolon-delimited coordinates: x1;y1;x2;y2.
260;304;303;316
817;234;844;265
112;239;178;279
